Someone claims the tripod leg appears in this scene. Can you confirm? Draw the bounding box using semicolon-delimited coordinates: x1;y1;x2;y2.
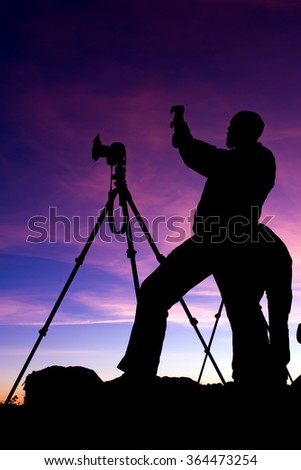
126;193;226;385
121;199;140;300
197;300;224;384
5;191;118;405
126;195;166;264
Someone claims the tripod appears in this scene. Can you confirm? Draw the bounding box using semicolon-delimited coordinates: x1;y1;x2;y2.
5;152;225;404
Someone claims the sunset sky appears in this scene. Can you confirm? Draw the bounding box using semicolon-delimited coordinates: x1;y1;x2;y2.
1;0;301;403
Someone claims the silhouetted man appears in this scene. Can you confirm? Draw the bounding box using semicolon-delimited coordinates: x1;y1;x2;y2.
116;107;277;385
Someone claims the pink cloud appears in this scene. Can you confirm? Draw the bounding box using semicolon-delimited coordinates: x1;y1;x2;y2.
0;294;50;325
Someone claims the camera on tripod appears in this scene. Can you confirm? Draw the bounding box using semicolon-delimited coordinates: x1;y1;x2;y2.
92;134;126;166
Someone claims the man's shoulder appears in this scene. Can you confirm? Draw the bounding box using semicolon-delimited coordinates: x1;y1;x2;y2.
256;142;275;160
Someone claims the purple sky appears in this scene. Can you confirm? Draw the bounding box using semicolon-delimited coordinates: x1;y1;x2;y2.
1;0;301;402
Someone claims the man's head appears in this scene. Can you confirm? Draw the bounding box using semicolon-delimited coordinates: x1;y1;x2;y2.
226;111;264;148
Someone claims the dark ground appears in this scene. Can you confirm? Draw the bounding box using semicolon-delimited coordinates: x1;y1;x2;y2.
1;366;301;450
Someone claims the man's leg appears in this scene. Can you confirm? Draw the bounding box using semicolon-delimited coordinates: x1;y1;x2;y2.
214;244;270;385
117;237;214;377
263;231;292;384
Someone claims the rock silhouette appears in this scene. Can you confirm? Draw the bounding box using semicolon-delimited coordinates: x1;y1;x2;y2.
1;365;301;450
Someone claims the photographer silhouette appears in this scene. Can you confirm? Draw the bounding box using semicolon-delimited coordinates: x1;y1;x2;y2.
115;106;290;388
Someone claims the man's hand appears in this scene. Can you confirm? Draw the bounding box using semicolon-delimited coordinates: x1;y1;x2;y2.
170;105;185;128
170;105;192;148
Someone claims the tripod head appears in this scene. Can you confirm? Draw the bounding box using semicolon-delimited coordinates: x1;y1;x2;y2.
92;134;126;167
92;134;127;189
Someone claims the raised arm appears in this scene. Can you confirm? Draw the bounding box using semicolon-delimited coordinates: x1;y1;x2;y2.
170;105;219;177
